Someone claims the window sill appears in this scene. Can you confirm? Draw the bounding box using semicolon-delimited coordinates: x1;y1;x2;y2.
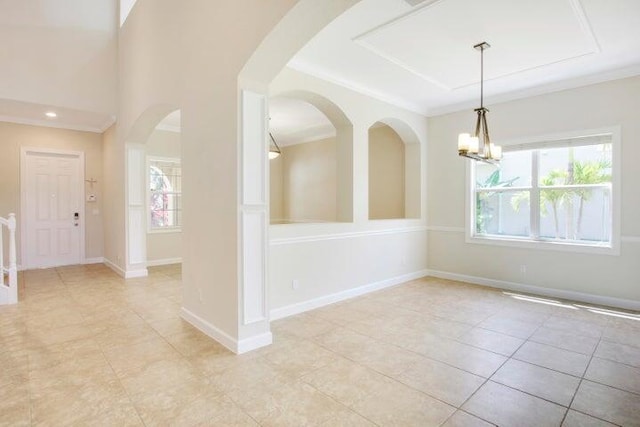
148;227;182;234
466;233;619;256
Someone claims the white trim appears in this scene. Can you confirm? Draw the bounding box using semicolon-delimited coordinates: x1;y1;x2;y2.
270;226;428;246
104;258;126;277
125;268;148;279
466;126;621;257
103;258;148;279
181;307;271;354
146;257;182;267
237;332;273;354
427;269;640;312
0;116;110;134
20;147;86;269
270;269;429;320
621;236;640;243
83;257;104;265
154;123;181;133
427;226;465;233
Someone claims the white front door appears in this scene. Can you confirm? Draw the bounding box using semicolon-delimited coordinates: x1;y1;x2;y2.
24;151;82;268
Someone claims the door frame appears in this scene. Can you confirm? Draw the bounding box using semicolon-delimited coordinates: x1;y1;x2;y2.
20;147;86;269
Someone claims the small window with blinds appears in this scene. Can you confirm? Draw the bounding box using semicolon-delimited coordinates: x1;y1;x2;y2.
469;130;619;253
148;158;182;231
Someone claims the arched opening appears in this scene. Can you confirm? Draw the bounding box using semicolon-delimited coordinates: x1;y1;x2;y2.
269;94;353;224
145;110;182;266
124;105;181;276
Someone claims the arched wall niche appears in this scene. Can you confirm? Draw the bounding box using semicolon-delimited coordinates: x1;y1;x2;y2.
368;117;422;220
269;90;354;223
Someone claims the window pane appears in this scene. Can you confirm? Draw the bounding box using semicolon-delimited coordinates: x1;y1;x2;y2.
539;144;611;186
476;150;532;189
149;159;182;229
540;187;610;243
476;190;530;237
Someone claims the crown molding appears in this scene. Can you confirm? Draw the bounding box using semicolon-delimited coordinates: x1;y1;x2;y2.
0;115;110;133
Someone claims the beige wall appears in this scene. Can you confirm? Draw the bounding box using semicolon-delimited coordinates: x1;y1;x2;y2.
279;137;337;223
0;121;104;265
102;124;124;267
269;155;284;221
428;75;640;304
146;129;181;263
369;125;405;219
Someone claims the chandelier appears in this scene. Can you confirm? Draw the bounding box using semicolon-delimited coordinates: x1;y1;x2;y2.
458;42;502;163
268;132;281;159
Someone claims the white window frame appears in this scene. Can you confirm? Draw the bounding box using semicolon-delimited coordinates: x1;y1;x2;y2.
147;156;182;234
465;127;621;256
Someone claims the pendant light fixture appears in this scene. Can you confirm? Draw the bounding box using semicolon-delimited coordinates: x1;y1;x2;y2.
268;132;281;159
458;42;502;163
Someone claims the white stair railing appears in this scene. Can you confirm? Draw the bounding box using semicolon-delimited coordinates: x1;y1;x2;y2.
0;213;17;305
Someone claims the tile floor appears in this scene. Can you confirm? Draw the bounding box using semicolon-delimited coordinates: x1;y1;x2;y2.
1;264;640;426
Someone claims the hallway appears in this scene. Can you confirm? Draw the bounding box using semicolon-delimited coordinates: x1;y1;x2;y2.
1;264;639;425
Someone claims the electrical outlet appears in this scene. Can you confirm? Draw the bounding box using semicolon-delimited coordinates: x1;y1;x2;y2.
292;279;300;290
520;265;527;275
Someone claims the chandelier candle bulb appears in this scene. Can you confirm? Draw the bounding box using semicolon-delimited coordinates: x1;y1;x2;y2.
492;144;502;160
458;133;470;152
468;136;480;154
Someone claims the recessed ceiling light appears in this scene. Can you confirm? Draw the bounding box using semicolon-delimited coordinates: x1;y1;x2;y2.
45;111;57;118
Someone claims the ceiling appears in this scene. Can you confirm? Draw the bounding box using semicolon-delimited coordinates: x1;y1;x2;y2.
0;0;117;132
1;0;639;134
289;0;640;116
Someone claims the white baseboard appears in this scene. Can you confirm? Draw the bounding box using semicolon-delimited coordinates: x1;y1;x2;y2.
125;268;148;279
104;258;125;277
427;269;640;312
146;257;182;267
104;258;148;279
270;269;430;321
181;307;271;354
237;331;273;354
83;257;104;265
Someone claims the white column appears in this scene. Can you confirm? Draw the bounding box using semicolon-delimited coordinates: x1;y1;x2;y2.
237;90;272;352
126;144;148;278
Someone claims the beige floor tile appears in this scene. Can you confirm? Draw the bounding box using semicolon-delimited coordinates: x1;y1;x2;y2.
233;380;348;426
462;381;566;427
354;341;424;378
601;325;640;348
263;339;340;379
398;357;485;406
164;326;225;357
491;359;581;406
529;326;599;355
187;345;258;377
457;327;525;356
571;380;640;426
0;375;30;427
478;315;540;339
312;327;373;359
103;335;183;377
301;357;396;407
543;315;605;339
594;340;640;368
442;410;495;427
0;349;28;386
119;357;210;397
561;410;617;427
351;380;456;426
30;378;133;426
585;357;640;394
416;335;508;378
320;408;376;426
513;341;590;377
131;381;228;426
272;313;338;339
210;357;287;394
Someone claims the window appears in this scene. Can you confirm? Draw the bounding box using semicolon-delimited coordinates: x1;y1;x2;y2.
148;158;182;231
469;129;618;253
